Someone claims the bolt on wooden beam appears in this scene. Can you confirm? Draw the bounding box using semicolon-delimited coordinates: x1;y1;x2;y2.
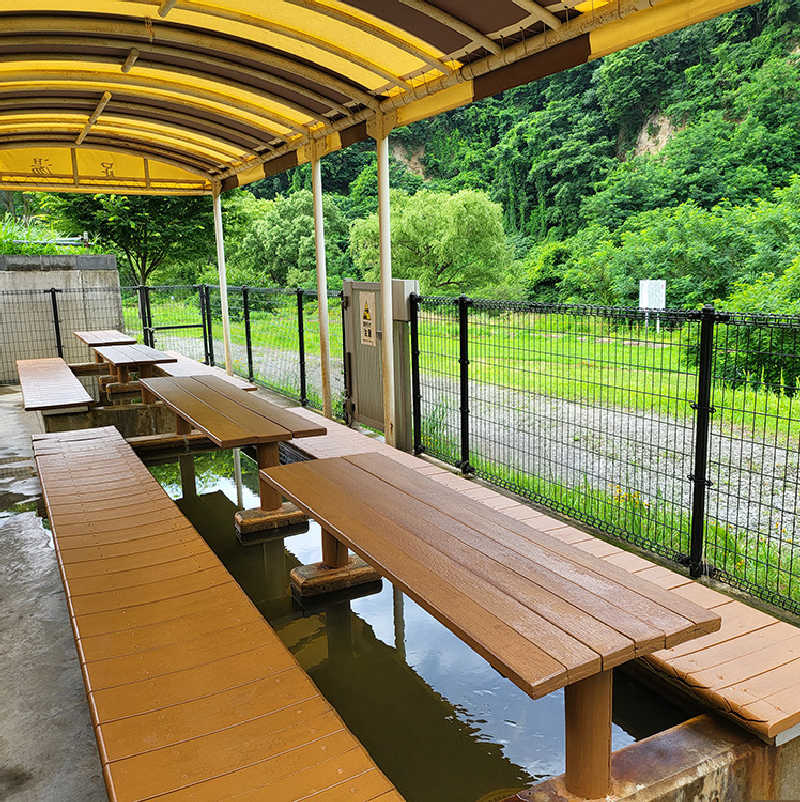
121;48;139;73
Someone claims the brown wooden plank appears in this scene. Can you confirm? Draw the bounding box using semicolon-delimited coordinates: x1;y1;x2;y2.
139;377;257;447
94;344;177;366
191;375;326;437
264;459;568;699
341;454;710;648
310;458;639;671
16;358;93;410
174;377;292;443
74;330;136;347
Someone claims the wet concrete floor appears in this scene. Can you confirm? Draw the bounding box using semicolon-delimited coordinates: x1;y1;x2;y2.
0;387;106;801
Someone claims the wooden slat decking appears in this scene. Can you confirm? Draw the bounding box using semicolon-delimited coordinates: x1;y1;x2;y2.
141;376;326;447
264;453;720;701
156;351;257;391
16;357;93;410
283;406;800;745
93;344;177;367
74;330;137;347
33;425;402;802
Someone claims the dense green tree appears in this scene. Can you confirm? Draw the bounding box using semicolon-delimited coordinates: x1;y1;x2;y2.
349;189;510;294
203;189;352;289
45;193;213;284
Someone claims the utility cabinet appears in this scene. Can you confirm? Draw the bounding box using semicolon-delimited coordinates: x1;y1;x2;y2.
342;278;418;452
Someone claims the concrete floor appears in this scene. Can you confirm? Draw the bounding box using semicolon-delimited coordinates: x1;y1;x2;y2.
0;386;106;802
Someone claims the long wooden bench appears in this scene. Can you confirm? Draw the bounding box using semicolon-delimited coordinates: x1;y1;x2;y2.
156;350;257;391
33;426;402;802
264;452;722;799
17;357;93;411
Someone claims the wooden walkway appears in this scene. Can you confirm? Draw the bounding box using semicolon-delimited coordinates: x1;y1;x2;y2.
34;426;402;802
286;408;800;746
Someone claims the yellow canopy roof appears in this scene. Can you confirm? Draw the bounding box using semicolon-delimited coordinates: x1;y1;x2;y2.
0;0;757;195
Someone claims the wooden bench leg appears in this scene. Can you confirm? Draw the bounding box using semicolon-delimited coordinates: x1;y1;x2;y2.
256;442;282;512
321;528;348;568
176;415;192;436
179;455;196;498
235;442;309;541
565;669;612;799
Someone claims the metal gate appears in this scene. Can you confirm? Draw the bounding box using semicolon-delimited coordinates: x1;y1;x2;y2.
139;284;210;364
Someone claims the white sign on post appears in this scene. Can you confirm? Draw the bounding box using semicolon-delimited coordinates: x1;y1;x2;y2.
639;279;666;333
359;290;377;346
639;280;666;309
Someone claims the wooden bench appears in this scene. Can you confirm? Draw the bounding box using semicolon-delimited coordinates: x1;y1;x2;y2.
33;427;402;802
17;357;93;411
156;350;258;392
264;452;722;799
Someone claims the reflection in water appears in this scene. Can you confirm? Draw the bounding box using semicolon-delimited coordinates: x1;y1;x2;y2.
152;452;691;802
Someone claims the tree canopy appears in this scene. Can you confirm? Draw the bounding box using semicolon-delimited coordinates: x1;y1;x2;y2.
349;189;509;294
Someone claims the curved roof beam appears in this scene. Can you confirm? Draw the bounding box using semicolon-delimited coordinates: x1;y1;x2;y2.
0;71;306;141
0;55;315;133
283;0;454;75
0;96;272;151
0;111;249;161
126;0;414;91
0;16;381;111
393;0;502;55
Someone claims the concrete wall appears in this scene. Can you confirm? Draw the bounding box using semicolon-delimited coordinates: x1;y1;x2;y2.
0;255;124;383
506;714;800;802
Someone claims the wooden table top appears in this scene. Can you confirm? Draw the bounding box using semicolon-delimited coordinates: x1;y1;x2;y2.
140;375;327;448
94;343;177;367
263;452;721;700
74;329;137;347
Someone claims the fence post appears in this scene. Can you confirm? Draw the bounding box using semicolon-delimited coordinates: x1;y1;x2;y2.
688;303;716;579
196;284;210;364
458;294;473;474
204;284;215;366
242;286;254;381
48;288;63;358
137;285;152;347
410;292;422;455
296;288;308;406
143;286;154;347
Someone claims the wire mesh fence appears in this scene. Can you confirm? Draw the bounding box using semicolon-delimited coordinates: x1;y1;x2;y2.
414;296;800;615
0;285;126;383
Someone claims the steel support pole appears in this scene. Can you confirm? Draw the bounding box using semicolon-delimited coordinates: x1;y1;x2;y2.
212;186;233;376
212;185;242;506
49;287;63;358
311;157;333;419
376;132;396;446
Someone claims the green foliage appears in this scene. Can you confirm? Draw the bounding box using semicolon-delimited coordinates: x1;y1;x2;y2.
349;189;510;294
526;177;800;308
202;189;353;289
0;213;93;255
44;193;214;284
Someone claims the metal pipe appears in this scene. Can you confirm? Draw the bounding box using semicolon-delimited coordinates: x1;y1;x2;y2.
376;133;396;446
311;157;333;419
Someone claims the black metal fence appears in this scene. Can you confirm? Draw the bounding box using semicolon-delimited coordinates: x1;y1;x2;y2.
0;285;127;382
411;296;800;616
122;284;346;417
